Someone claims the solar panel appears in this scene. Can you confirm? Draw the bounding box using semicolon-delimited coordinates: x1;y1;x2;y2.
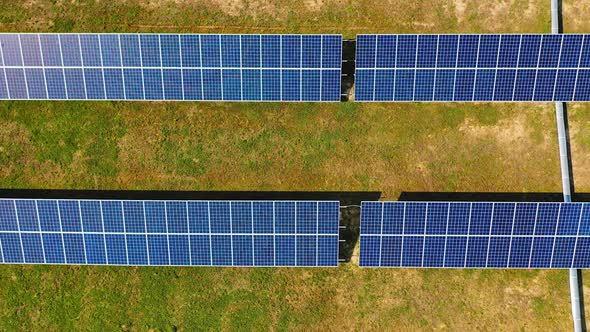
355;34;590;102
0;199;340;267
0;34;342;102
359;201;590;269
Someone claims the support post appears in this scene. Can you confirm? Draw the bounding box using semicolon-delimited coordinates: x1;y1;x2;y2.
554;103;571;202
551;0;584;331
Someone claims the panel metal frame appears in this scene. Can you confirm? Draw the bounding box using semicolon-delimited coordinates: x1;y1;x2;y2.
359;201;590;269
0;33;343;102
355;34;590;102
0;199;340;267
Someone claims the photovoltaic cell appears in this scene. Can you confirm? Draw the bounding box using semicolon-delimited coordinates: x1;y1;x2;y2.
0;33;342;102
355;34;590;102
359;201;590;269
0;199;340;267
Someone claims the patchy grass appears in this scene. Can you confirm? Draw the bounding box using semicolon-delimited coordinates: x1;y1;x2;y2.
567;103;590;190
0;101;124;188
0;265;581;331
0;0;557;37
0;102;565;197
1;0;590;331
1;98;587;332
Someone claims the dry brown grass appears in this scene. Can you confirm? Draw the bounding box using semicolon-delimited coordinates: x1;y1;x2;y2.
1;0;590;330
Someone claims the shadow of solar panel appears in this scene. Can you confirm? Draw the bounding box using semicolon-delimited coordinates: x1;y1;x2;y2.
0;199;340;267
359;201;590;269
0;34;342;102
355;34;590;102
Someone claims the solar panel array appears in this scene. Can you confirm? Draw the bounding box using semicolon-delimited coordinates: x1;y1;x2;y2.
0;34;342;102
0;199;340;267
355;34;590;102
360;201;590;269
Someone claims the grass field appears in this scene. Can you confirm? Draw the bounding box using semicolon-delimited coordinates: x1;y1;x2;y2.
1;0;590;330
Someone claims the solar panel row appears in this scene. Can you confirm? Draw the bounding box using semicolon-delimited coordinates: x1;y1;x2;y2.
0;34;342;101
355;34;590;102
0;199;340;267
360;202;590;269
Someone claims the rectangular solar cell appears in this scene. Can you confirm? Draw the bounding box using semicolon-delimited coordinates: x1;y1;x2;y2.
355;34;590;102
359;201;590;269
0;33;342;102
0;199;340;267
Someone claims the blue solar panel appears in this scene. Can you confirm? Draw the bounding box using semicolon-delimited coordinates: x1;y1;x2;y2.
0;199;340;267
0;33;342;102
355;34;590;102
359;201;590;269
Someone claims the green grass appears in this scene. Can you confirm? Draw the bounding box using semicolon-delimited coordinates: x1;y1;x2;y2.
570;105;590;149
1;0;590;330
0;0;556;37
0;101;564;195
0;103;580;331
2;265;580;331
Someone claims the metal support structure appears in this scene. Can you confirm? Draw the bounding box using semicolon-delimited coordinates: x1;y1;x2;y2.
555;103;572;202
551;0;584;331
551;0;560;34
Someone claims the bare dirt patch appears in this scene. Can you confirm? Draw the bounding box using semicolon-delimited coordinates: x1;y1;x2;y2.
459;115;531;151
140;0;279;19
0;121;32;178
451;0;545;32
562;1;590;32
304;0;324;12
116;113;162;186
454;0;468;22
0;121;31;151
211;0;245;16
28;160;67;186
